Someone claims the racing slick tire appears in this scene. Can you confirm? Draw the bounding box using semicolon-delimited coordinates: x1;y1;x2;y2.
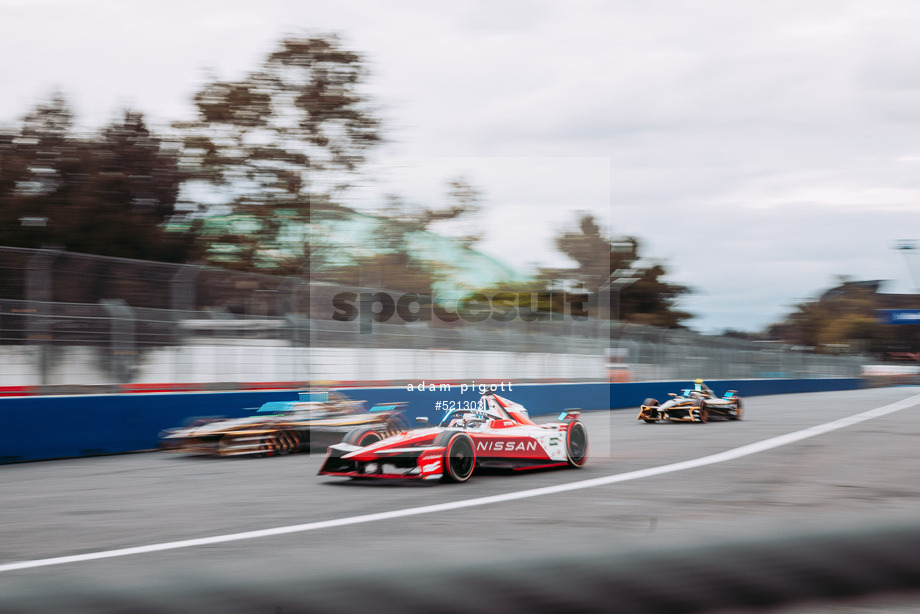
276;429;301;455
434;431;475;483
642;398;659;423
565;420;589;467
729;397;744;421
343;427;384;448
692;398;710;423
256;429;299;457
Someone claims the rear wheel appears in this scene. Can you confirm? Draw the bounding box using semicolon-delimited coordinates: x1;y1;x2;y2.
434;432;475;483
693;399;710;423
343;427;383;447
565;420;588;467
729;398;744;421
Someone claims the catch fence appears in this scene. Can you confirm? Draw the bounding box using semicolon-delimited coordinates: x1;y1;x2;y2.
0;247;864;393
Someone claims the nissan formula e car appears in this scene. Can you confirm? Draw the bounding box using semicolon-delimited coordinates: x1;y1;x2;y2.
318;392;588;483
159;390;408;456
637;379;743;423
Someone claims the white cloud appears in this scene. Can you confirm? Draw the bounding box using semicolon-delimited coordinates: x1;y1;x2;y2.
2;0;920;333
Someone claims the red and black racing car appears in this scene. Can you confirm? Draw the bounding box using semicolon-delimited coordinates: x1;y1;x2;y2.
318;392;588;483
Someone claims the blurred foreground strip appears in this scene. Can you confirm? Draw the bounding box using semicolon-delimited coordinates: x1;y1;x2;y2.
2;520;920;613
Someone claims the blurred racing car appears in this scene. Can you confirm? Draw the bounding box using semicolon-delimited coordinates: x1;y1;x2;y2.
159;390;408;457
318;391;588;483
637;379;743;423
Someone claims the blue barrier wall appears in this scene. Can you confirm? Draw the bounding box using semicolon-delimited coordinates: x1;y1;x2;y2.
605;378;864;411
0;378;863;463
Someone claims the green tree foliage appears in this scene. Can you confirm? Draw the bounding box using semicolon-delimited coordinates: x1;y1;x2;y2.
331;250;441;297
554;213;621;292
319;176;486;295
0;96;190;261
617;262;693;328
375;177;483;244
768;280;875;350
552;213;692;327
767;279;920;355
174;35;381;273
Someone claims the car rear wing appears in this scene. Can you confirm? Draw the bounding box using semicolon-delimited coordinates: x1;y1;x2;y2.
556;408;582;421
370;402;408;413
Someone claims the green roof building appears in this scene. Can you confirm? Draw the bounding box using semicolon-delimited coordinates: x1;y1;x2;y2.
192;205;532;293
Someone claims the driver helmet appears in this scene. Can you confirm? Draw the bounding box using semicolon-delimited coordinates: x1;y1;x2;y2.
693;378;713;395
478;395;504;420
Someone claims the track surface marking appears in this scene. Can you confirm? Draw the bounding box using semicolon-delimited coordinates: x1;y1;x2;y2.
2;391;918;574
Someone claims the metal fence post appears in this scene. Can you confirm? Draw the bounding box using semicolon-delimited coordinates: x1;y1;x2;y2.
100;299;136;385
170;266;198;312
26;250;58;389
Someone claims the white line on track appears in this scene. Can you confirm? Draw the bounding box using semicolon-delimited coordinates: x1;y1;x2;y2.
3;391;919;574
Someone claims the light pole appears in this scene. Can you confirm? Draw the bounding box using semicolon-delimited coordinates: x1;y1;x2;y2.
895;239;920;292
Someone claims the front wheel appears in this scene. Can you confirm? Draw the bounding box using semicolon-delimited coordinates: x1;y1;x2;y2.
343;427;383;447
565;420;588;467
641;398;659;423
434;432;475;483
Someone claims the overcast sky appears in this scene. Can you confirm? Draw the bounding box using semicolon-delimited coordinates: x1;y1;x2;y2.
3;0;920;333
